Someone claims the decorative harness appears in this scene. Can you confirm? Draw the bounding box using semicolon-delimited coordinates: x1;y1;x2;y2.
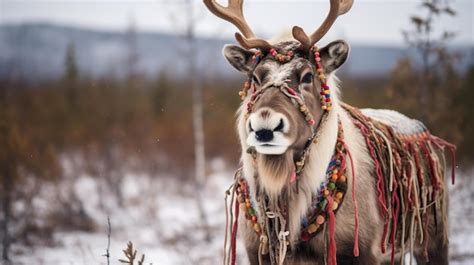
223;46;356;265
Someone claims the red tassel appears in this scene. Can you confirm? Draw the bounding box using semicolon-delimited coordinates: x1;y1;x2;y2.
390;180;400;265
345;144;359;257
327;197;337;265
430;135;457;185
231;195;240;265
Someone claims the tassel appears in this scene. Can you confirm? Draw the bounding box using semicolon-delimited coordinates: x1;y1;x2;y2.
231;194;240;265
430;135;457;185
390;180;400;265
345;145;359;257
327;197;337;265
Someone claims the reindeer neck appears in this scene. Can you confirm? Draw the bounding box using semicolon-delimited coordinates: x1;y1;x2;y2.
239;100;346;243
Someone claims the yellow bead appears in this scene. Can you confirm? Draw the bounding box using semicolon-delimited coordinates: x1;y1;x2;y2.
332;202;339;210
323;189;330;197
336;192;343;199
308;223;318;233
254;223;261;232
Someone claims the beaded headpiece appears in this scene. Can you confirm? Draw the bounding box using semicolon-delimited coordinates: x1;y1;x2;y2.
239;46;333;118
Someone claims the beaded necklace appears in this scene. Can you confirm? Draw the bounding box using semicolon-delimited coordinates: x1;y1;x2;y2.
235;119;348;241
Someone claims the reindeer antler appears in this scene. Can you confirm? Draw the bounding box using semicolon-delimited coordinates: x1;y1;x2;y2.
293;0;353;50
203;0;273;50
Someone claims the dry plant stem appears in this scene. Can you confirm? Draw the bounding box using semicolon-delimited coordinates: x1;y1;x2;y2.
103;216;111;265
119;241;145;265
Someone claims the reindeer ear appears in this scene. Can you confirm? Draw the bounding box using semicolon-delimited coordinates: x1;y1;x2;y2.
223;44;255;73
319;40;349;74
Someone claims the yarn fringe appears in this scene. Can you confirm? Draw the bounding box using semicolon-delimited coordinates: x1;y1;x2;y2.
343;104;456;264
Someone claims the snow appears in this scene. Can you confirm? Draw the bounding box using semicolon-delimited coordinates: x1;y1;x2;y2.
9;166;474;265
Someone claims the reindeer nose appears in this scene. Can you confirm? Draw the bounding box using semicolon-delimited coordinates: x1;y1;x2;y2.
255;129;274;142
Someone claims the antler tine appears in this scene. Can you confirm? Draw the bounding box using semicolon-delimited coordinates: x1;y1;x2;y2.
204;0;273;50
203;0;255;38
293;0;353;50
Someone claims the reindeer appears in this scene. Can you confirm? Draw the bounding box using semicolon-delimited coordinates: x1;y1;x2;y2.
203;0;456;264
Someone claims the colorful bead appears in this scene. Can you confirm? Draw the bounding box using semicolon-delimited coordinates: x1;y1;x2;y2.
308;223;318;233
316;215;325;225
301;231;310;241
328;182;336;190
254;223;261;232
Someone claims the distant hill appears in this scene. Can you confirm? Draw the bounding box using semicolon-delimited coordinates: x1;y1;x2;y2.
0;23;472;80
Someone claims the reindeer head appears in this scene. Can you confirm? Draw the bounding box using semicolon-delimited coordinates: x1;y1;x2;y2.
204;0;353;193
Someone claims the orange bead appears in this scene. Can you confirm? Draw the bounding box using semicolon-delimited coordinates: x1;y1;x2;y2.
323;189;330;197
316;215;325;225
336;192;343;199
339;175;347;182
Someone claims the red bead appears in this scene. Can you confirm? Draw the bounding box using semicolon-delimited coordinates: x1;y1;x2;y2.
326;98;331;102
301;231;310;241
287;87;297;96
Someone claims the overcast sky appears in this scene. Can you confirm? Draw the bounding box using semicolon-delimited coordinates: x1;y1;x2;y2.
1;0;472;46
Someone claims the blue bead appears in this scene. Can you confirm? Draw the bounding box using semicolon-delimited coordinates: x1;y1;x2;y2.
325;94;331;98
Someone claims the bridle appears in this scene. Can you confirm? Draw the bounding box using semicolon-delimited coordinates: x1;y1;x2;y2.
241;45;334;185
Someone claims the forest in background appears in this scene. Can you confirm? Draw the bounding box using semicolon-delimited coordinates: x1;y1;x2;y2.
1;0;473;263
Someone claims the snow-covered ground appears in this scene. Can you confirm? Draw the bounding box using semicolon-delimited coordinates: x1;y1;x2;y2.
9;165;474;265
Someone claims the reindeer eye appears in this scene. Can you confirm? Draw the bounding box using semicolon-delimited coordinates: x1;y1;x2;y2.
301;72;314;84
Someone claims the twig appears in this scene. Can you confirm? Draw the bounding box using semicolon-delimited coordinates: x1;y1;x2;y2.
103;216;111;265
